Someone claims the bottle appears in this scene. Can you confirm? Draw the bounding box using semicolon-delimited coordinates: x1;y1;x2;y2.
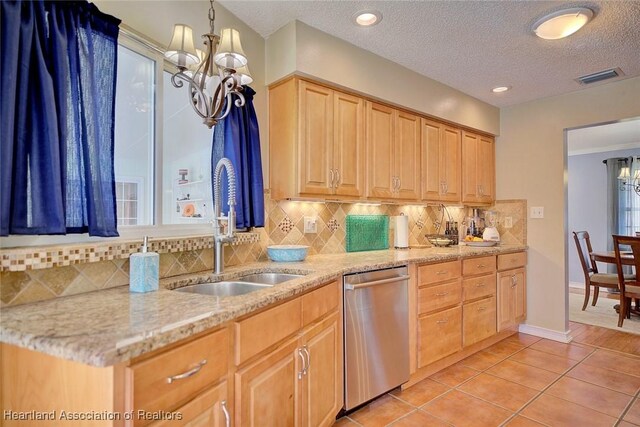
129;236;159;293
445;221;451;235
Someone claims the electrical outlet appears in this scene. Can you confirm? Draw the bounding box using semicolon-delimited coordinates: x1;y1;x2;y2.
504;216;513;229
531;207;544;219
304;216;317;234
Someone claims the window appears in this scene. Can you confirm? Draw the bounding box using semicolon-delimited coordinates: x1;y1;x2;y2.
115;178;142;226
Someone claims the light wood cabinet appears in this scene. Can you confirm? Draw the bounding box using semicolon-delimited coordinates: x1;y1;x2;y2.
421;118;461;202
461;256;497;349
366;102;421;200
234;281;342;427
418;306;462;367
463;296;497;347
149;381;229;427
269;78;365;200
497;267;527;331
461;131;495;205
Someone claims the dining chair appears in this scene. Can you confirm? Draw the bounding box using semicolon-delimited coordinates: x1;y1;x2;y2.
572;231;621;310
612;235;640;327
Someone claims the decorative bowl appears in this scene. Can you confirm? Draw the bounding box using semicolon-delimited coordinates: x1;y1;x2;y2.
426;234;457;247
267;245;309;262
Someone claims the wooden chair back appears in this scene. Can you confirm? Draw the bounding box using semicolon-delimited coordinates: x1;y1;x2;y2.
612;235;640;295
573;231;598;282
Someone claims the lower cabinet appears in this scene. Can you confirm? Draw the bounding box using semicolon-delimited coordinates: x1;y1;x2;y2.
418;306;462;367
234;281;342;427
463;296;497;347
149;381;229;427
497;267;526;331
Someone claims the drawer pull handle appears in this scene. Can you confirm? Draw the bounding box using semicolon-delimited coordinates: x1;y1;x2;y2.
436;271;448;275
435;292;449;297
477;264;486;268
475;283;485;287
478;306;487;311
302;346;310;375
297;348;306;380
167;359;207;383
222;400;231;427
436;319;448;324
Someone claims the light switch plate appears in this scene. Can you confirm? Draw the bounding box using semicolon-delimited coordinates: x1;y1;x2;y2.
504;217;513;228
304;216;317;234
531;207;544;219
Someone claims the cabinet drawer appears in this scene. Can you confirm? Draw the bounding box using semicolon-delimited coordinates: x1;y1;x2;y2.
235;298;302;365
462;256;496;276
418;261;461;286
418;306;462;368
498;252;527;271
462;273;496;302
127;328;229;427
463;296;497;347
302;281;339;326
418;280;462;314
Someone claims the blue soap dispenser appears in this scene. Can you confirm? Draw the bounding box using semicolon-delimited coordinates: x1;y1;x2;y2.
129;236;159;293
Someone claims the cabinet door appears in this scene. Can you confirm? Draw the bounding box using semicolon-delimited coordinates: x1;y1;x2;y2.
366;102;395;199
298;80;333;196
478;136;495;203
394;110;421;200
497;268;526;331
301;312;341;427
463;296;497;347
461;131;479;203
418;306;462;368
333;91;365;197
513;269;526;323
235;336;301;427
150;381;229;427
421;118;442;201
440;126;461;202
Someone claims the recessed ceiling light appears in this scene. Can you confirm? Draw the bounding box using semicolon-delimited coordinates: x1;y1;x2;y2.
353;10;382;27
492;86;511;93
533;7;593;40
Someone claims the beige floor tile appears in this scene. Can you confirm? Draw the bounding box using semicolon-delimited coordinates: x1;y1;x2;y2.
617;421;638;427
390;378;450;407
566;363;640;395
486;360;560;391
333;416;359;426
389;409;451;427
545;376;633;418
421;390;512;426
529;338;595;361
429;363;479;388
582;349;640;377
508;347;579;374
484;340;526;358
504;416;547;426
348;395;413;427
624;398;640;425
458;350;506;371
520;394;617;427
502;333;543;347
457;373;539;412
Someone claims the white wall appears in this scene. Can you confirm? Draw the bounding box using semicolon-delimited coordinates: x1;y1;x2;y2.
567;148;640;284
266;21;500;135
497;76;640;335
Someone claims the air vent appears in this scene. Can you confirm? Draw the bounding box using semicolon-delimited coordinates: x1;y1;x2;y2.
576;68;624;85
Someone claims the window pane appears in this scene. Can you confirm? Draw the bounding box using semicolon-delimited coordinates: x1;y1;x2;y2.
162;71;214;225
114;45;155;226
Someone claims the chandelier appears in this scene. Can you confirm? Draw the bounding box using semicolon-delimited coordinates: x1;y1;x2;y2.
618;166;640;196
164;0;252;128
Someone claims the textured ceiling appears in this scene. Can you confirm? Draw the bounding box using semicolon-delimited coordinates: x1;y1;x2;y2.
220;0;640;107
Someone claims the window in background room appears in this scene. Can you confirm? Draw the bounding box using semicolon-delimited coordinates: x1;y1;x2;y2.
113;44;155;227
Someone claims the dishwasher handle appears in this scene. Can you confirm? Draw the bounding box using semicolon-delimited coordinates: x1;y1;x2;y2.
345;275;410;290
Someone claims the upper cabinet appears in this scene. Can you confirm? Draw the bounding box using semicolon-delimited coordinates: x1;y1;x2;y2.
270;78;365;200
366;102;420;200
461;131;495;205
421;118;461;203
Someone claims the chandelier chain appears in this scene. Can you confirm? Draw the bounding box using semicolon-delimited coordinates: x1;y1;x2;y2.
208;0;216;34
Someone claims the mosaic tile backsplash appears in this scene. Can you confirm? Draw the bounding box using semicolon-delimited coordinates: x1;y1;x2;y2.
0;193;525;306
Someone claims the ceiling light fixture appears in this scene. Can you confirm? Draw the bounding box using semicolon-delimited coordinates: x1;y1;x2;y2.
353;10;382;27
618;166;640;196
491;86;511;93
164;0;252;128
532;7;593;40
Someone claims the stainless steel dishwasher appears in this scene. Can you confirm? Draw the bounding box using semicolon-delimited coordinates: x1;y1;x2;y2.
343;265;410;411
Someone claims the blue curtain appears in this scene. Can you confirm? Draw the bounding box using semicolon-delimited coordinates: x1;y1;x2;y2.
1;0;121;237
212;87;265;228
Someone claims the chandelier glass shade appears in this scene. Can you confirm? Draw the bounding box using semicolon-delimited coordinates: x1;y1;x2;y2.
164;0;252;128
618;166;640;196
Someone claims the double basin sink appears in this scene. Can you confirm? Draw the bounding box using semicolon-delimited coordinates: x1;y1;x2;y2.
174;273;305;297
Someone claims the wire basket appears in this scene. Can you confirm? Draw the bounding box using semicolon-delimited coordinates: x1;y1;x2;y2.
426;234;458;247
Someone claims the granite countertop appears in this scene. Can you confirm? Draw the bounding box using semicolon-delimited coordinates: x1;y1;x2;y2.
0;245;526;367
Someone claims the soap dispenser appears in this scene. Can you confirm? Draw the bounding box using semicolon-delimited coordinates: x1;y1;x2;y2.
129;236;159;293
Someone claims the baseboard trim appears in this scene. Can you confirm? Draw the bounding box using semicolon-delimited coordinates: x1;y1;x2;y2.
518;324;573;343
569;281;583;289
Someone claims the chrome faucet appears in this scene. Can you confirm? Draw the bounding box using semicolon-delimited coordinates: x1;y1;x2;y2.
212;158;236;274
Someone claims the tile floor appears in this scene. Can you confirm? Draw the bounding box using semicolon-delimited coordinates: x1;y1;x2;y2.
335;323;640;426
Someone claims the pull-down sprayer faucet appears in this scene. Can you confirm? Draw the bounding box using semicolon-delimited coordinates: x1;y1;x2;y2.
212;158;236;274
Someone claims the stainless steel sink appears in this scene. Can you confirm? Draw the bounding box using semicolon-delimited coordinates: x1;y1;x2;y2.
237;272;305;285
174;281;273;297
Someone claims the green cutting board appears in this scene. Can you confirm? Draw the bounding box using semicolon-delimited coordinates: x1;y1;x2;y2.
346;215;389;252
